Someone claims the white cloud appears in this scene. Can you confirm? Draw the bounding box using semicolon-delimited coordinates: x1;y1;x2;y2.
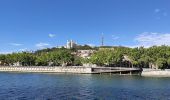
134;32;170;47
0;51;12;54
112;35;119;40
154;8;168;19
49;34;56;38
35;43;50;48
9;43;23;46
86;44;95;47
154;9;160;13
19;48;28;52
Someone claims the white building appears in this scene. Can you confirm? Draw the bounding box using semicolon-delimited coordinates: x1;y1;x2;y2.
66;40;77;49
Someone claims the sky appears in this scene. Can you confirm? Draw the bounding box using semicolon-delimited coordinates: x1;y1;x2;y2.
0;0;170;53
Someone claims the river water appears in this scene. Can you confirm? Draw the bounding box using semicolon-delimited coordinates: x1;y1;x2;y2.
0;73;170;100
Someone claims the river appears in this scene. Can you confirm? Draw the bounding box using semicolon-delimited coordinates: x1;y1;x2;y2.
0;73;170;100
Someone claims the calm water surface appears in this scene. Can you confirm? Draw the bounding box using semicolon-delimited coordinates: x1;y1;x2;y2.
0;73;170;100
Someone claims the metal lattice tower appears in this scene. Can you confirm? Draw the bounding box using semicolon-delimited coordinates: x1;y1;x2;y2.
101;33;104;46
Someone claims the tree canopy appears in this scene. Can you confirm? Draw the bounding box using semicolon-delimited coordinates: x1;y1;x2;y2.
0;45;170;69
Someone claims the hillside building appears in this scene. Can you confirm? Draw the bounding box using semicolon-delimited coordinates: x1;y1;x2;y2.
66;40;77;49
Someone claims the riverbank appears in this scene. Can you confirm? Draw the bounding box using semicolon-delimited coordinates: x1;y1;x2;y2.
141;69;170;77
0;66;92;74
0;66;141;75
2;66;170;77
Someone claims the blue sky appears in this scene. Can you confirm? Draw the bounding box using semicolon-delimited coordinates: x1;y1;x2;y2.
0;0;170;53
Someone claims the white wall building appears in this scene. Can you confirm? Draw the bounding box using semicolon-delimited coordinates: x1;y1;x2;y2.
66;40;77;49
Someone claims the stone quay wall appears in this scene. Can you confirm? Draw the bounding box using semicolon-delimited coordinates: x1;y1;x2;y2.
142;69;170;77
0;66;92;74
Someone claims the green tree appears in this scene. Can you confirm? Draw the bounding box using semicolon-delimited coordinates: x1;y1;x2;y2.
156;58;167;69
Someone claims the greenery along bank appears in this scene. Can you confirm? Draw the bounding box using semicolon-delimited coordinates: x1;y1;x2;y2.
0;45;170;69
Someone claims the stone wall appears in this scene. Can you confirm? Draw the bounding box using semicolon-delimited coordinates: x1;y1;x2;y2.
142;70;170;77
0;66;92;74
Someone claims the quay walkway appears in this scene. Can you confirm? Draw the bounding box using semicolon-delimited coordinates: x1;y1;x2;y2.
91;67;142;75
0;66;142;75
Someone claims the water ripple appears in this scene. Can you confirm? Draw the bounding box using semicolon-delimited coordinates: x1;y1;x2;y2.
0;73;170;100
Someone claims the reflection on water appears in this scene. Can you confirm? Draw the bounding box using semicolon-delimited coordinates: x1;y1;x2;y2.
0;73;170;100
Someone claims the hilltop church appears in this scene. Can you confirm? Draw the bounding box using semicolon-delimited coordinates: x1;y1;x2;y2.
65;40;78;49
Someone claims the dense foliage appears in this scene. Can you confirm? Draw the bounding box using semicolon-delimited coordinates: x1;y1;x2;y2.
0;49;74;66
89;46;170;69
1;45;170;69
